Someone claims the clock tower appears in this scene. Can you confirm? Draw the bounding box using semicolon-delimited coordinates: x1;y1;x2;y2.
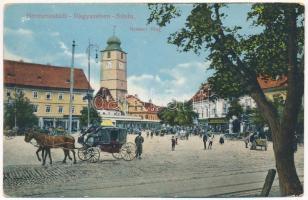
100;35;127;101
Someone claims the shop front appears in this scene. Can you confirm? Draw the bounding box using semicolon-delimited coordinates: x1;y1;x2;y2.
39;116;80;132
198;117;228;133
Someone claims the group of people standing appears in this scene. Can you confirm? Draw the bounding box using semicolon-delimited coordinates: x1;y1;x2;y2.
202;134;213;150
202;133;225;150
135;131;226;158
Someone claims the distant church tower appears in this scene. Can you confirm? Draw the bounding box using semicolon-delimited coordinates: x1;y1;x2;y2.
100;34;127;101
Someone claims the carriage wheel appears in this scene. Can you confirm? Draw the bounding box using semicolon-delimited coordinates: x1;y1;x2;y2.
112;152;122;160
87;147;100;163
121;142;137;161
78;147;90;161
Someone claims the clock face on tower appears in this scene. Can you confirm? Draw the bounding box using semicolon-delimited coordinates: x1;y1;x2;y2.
106;61;112;69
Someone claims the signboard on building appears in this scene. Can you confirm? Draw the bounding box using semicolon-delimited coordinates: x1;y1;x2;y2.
208;118;228;124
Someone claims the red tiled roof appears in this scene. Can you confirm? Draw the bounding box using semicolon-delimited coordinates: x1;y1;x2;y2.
127;94;160;113
257;76;287;90
4;60;91;90
144;102;160;113
191;83;211;102
191;76;288;103
126;95;135;98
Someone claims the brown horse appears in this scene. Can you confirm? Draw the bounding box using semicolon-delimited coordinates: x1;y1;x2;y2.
24;131;77;165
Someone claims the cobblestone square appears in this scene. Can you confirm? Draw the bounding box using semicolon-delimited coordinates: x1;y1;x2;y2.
3;134;304;197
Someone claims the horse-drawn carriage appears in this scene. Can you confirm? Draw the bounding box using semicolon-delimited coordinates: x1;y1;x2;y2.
77;126;137;163
4;127;26;140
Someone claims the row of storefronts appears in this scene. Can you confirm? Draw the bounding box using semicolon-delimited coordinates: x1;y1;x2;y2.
39;117;80;131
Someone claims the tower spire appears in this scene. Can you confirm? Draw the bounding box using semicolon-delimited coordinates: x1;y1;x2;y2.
113;25;116;36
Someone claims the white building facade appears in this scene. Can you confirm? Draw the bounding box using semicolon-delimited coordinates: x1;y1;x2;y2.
192;98;229;120
191;83;258;133
191;83;230;132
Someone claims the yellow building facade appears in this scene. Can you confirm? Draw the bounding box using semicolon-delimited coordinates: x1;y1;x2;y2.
4;60;92;130
263;88;287;102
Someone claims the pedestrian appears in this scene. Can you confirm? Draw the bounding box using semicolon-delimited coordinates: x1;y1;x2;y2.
219;135;224;144
244;135;250;148
245;138;249;148
202;134;208;150
171;136;176;151
135;132;144;159
208;135;214;149
48;127;55;135
185;131;189;140
249;133;256;150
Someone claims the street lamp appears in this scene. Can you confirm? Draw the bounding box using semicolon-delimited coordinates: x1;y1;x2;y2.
85;41;99;127
68;40;76;134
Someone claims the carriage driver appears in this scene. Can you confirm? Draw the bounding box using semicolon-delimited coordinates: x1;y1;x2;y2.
135;132;144;159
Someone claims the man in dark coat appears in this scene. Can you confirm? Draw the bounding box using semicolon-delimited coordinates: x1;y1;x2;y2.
135;132;144;159
202;134;208;150
219;135;224;144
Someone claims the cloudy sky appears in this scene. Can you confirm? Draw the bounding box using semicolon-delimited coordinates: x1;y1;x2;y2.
4;3;252;106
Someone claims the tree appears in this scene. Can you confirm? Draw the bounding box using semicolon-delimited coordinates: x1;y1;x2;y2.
296;106;304;143
226;99;243;133
158;100;197;126
79;107;102;128
250;108;267;131
4;92;38;130
226;99;243;120
148;3;304;195
249;96;303;141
